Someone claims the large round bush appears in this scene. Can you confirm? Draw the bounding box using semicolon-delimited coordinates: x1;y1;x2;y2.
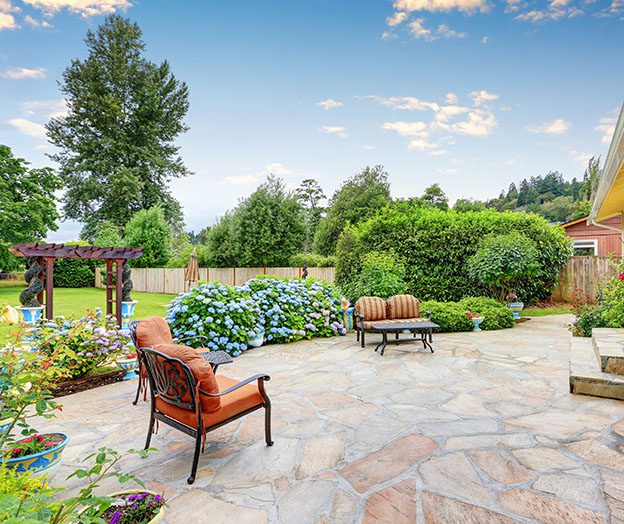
243;277;345;343
336;206;571;304
421;301;473;332
340;251;407;302
166;283;260;357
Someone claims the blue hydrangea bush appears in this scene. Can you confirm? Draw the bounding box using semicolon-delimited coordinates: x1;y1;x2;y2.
166;277;346;356
166;282;260;357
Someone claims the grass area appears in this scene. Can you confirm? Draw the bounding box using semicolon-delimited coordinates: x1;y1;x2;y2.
0;285;173;343
522;305;573;317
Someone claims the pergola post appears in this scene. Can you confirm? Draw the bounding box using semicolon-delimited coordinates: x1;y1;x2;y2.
115;259;123;326
36;256;44;306
44;257;54;319
106;259;113;316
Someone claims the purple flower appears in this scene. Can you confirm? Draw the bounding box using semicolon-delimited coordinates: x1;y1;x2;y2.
109;511;122;524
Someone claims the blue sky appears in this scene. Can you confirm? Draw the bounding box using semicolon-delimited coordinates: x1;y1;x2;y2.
0;0;622;241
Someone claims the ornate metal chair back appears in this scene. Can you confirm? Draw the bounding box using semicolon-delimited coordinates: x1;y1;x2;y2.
128;320;139;348
139;347;198;412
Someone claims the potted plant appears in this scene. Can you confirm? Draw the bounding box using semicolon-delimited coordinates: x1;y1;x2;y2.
94;489;166;524
116;350;139;380
17;259;45;327
121;265;138;330
506;292;524;319
4;432;69;474
466;310;484;331
249;327;265;348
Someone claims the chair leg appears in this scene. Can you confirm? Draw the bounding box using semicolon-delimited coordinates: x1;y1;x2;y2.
144;413;154;450
133;377;142;406
361;331;365;348
356;328;360;342
188;430;202;485
264;402;274;446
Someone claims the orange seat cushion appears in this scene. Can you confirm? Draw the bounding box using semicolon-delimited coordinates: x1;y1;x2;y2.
152;343;221;414
136;317;174;348
355;296;387;321
387;295;421;320
155;375;264;429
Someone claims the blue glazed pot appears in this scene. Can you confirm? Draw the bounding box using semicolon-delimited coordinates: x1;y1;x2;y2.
508;302;524;320
471;317;484;331
4;433;69;474
116;358;138;380
341;307;356;332
121;301;138;330
17;306;44;327
249;329;265;348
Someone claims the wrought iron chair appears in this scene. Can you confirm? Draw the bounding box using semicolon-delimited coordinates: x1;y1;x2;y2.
128;318;232;405
140;346;273;484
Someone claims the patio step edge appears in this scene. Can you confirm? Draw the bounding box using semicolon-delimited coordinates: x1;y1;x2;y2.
570;336;624;400
592;327;624;375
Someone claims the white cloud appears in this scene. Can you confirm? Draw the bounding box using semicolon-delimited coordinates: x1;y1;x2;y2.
445;92;458;104
382;121;429;137
366;95;440;112
21;98;68;118
0;11;17;29
482;35;489;44
1;67;46;79
595;116;617;145
0;0;19;12
437;23;467;38
320;125;348;138
428;148;449;156
386;11;408;26
570;150;592;165
469;90;498;106
394;0;489;13
407;138;438;150
7;118;47;139
262;162;290;176
24;14;53;28
317;98;343;110
222;175;259;186
22;0;131;18
436;110;497;136
525;118;570;135
409;18;435;41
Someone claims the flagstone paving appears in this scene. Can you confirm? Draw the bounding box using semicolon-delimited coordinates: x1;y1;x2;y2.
43;315;624;523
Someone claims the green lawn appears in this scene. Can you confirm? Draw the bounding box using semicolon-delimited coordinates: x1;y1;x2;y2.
0;284;173;343
521;305;573;317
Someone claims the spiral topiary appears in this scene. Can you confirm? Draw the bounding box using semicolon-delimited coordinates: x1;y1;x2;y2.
19;258;43;307
121;265;133;302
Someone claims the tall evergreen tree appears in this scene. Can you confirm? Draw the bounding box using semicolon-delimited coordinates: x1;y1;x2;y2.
47;15;191;239
296;178;326;250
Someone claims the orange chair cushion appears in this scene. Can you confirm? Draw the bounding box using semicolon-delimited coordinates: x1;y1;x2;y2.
152;343;221;414
136;317;174;348
155;375;264;428
355;296;387;321
387;295;420;320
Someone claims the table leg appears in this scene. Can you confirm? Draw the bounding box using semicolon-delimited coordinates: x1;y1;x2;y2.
380;332;388;356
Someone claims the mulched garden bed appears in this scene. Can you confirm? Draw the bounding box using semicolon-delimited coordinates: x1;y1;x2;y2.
51;370;126;398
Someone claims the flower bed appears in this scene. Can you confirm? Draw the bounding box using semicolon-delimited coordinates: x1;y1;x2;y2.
166;277;346;356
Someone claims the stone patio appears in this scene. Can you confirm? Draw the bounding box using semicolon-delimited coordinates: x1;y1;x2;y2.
43;315;624;523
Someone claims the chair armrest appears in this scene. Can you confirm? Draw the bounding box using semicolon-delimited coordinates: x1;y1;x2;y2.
425;310;432;319
174;334;211;345
198;374;270;397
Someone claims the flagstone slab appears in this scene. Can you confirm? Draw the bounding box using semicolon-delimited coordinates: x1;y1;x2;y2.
470;450;533;485
340;434;437;493
441;393;495;417
422;491;520;524
420;452;495;505
532;474;602;507
506;410;611;438
296;432;346;479
511;447;587;474
499;488;605;524
445;433;533;450
166;490;268;524
277;479;336;523
567;439;624;470
362;479;416;524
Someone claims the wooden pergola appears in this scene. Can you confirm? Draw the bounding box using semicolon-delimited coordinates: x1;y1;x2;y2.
10;243;143;325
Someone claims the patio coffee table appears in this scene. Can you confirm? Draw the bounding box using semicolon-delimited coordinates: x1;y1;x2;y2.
370;321;439;356
199;350;233;372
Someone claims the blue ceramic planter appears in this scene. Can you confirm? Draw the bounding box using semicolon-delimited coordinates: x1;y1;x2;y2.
341;307;356;332
4;433;69;474
116;358;138;380
508;302;524;320
471;317;484;331
249;329;265;348
17;306;44;327
121;301;138;329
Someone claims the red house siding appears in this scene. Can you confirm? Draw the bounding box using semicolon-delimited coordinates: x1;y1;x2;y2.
562;215;623;256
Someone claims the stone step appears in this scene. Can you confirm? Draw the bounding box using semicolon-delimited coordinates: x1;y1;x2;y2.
570;337;624;400
592;328;624;375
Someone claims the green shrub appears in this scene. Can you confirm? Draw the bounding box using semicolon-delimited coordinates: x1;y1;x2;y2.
336;206;571;304
572;305;610;337
458;296;503;311
290;253;336;267
125;206;172;268
572;267;624;336
467;233;540;302
421;300;473;332
53;241;95;288
341;251;407;302
479;306;515;330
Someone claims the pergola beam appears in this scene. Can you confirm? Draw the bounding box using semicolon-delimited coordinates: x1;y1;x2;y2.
10;243;143;260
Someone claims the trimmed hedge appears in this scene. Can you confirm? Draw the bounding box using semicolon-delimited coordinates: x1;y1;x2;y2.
422;296;514;332
336;206;571;304
54;258;95;288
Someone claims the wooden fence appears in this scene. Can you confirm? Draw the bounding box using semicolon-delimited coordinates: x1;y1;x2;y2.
95;266;336;295
550;256;622;303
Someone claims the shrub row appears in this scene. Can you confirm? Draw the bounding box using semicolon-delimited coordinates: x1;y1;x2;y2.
422;296;515;332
